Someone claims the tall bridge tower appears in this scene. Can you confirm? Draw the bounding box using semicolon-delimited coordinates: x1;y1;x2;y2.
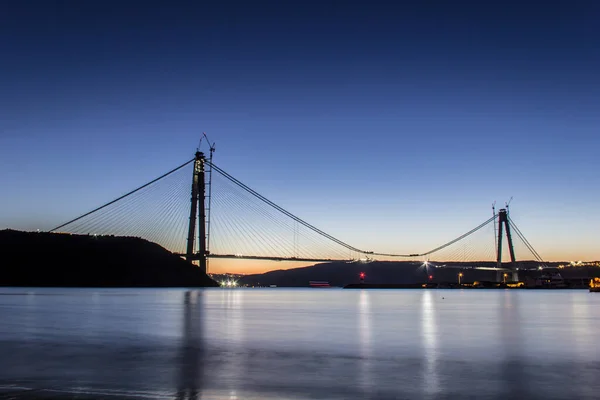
186;151;208;273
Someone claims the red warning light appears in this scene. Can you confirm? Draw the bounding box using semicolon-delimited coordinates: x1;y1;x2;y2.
359;272;365;279
429;275;433;280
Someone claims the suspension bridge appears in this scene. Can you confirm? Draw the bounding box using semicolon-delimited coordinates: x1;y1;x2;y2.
49;148;546;282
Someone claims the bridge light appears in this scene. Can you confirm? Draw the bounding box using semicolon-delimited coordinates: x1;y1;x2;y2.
359;272;365;279
429;275;433;280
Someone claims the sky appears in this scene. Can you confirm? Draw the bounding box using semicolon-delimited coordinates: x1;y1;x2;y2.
1;1;599;273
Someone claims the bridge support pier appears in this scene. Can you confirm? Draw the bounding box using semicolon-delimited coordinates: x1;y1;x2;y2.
186;152;208;274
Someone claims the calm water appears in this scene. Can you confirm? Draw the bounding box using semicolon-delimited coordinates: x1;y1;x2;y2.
0;288;599;399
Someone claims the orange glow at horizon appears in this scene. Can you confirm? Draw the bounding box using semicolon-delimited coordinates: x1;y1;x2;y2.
208;259;314;275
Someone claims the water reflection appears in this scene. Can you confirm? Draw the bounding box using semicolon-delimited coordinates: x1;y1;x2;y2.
420;291;439;395
570;292;591;351
176;290;204;399
221;289;245;394
1;288;600;400
569;293;596;399
499;290;527;397
357;290;372;394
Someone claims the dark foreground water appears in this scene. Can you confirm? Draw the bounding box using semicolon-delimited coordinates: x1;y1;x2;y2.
0;288;599;399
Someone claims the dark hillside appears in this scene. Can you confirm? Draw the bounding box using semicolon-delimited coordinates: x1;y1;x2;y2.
0;230;217;287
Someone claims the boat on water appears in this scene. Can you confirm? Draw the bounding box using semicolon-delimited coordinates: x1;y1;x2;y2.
309;281;332;288
590;278;600;292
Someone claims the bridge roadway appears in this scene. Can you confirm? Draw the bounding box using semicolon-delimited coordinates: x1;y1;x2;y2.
180;253;516;272
181;253;347;263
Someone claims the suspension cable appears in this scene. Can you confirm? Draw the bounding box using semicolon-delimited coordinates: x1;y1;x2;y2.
508;218;545;263
209;160;498;258
49;159;194;232
420;215;497;256
209;161;369;254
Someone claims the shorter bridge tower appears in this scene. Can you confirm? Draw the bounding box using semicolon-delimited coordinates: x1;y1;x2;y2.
496;208;517;282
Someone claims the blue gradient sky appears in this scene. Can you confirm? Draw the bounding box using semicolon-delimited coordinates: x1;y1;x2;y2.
1;1;598;268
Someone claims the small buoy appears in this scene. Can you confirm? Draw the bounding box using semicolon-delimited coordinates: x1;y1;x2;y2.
442;297;445;299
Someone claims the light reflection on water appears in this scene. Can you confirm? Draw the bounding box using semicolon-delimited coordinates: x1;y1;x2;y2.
421;290;438;396
0;288;599;399
357;290;371;393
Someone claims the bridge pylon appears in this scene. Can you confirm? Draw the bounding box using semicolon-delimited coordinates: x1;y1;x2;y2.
496;208;517;282
186;151;208;273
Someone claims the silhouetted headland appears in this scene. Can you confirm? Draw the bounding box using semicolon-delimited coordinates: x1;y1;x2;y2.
0;230;218;287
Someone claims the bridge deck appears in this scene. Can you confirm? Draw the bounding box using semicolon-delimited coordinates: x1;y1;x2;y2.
180;253;351;263
179;253;520;271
